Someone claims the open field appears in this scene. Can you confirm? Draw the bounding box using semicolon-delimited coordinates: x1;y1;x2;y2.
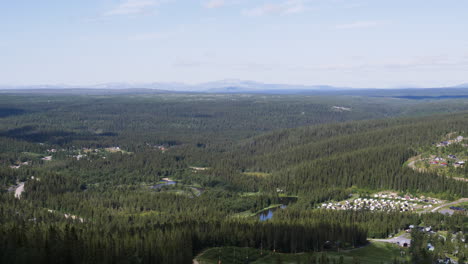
195;242;410;264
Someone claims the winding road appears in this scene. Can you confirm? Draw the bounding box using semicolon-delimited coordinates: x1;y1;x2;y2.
428;198;468;213
407;156;468;182
371;233;411;246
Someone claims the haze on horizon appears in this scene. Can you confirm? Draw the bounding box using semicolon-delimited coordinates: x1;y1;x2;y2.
1;0;468;88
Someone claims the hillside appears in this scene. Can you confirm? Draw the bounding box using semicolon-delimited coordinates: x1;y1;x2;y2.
0;93;467;263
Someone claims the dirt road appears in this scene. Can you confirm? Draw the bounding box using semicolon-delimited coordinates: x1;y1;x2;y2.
14;182;25;199
407;156;467;182
429;198;468;213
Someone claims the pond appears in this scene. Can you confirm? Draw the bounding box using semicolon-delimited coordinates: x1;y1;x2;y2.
258;197;297;221
151;179;176;189
259;204;287;221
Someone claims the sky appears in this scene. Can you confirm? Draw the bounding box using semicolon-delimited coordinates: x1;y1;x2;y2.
1;0;468;88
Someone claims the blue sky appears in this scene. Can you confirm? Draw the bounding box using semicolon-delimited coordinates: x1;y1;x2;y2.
1;0;468;88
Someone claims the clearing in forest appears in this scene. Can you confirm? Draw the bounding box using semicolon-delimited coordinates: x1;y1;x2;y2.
406;134;467;182
194;242;409;264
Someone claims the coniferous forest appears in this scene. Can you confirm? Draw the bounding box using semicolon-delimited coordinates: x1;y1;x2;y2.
0;92;467;264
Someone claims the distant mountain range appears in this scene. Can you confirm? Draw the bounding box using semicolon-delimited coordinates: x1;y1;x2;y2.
1;80;468;95
454;83;468;88
0;79;349;92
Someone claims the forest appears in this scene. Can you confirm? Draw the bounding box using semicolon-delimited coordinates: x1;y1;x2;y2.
0;92;467;264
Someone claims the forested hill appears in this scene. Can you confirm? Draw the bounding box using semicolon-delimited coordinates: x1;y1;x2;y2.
230;112;468;164
217;112;468;198
0;94;468;145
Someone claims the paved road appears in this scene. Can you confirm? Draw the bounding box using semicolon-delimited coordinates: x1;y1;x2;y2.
371;233;411;247
430;198;468;213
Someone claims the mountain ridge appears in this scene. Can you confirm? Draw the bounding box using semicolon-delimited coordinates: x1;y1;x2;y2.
1;80;468;94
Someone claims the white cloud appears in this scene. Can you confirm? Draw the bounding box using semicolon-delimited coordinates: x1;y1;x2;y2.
204;0;225;9
104;0;168;16
335;21;380;29
242;0;306;16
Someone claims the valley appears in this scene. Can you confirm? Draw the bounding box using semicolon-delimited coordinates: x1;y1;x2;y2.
0;92;467;264
3;1;468;263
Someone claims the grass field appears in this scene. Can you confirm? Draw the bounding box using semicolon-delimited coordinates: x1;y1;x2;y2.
231;204;283;218
195;242;410;264
242;172;271;178
447;201;468;210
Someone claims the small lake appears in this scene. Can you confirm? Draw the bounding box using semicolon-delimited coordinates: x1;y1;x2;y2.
258;197;297;221
151;180;176;189
259;204;287;221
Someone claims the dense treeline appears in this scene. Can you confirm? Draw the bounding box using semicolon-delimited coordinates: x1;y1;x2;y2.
1;94;467;148
215;113;468;199
274;209;466;238
1;189;464;263
0;193;368;264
